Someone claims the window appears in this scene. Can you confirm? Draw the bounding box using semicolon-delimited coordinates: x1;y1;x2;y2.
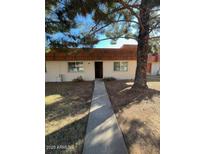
68;62;84;72
114;62;128;71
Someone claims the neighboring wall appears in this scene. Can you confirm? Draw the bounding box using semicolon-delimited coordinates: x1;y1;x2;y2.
103;60;136;79
45;61;95;82
151;62;160;75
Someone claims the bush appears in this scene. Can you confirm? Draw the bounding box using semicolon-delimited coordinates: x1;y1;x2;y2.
72;76;84;82
103;77;116;81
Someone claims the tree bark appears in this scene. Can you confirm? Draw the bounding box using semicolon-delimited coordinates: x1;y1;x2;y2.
133;6;150;89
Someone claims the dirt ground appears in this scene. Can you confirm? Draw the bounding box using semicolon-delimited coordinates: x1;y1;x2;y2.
105;80;160;154
45;81;93;154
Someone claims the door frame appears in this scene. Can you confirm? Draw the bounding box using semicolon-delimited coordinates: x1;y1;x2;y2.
94;61;103;79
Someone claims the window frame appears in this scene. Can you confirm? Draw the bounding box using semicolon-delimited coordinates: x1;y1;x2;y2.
68;61;84;72
113;61;128;72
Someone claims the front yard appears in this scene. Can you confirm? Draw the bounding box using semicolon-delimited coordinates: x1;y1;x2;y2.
45;81;93;154
105;79;160;154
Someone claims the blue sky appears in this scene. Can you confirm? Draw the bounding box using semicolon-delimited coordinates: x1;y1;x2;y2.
76;14;138;48
73;14;138;48
48;12;138;48
49;31;138;48
47;2;159;49
94;38;137;48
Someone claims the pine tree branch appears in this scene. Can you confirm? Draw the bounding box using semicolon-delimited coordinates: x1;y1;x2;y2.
87;0;142;36
149;14;160;21
88;20;101;34
115;0;145;32
151;8;160;12
114;20;139;24
88;19;138;36
149;36;160;40
116;0;141;9
96;36;136;42
136;15;145;32
89;23;112;36
149;21;160;33
109;6;128;14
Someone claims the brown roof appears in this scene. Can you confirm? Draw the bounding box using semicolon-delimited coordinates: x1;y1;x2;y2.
45;45;159;62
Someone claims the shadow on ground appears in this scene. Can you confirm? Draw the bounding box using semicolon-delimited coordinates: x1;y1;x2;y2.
45;82;93;123
46;115;88;154
105;80;160;113
45;81;94;154
45;97;91;123
104;79;160;154
119;117;160;154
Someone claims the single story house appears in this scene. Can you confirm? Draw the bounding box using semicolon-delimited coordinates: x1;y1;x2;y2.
45;45;160;82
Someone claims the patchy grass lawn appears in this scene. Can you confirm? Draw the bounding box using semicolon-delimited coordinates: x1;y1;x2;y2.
45;81;93;154
105;79;160;154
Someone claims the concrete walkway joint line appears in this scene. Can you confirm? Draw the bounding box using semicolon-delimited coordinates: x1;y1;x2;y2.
83;80;128;154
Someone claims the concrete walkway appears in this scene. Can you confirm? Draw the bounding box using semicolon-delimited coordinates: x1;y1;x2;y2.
83;80;128;154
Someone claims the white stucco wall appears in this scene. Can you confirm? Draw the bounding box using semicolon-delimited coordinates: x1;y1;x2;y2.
151;62;160;75
103;60;136;80
45;60;137;82
45;61;95;82
45;60;161;82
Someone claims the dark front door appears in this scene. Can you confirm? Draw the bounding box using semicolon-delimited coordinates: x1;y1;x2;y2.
95;62;103;78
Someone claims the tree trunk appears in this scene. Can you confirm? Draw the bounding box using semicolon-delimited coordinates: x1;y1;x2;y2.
133;6;150;89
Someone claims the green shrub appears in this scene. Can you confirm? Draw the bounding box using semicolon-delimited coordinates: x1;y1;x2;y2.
103;77;116;81
72;76;84;82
